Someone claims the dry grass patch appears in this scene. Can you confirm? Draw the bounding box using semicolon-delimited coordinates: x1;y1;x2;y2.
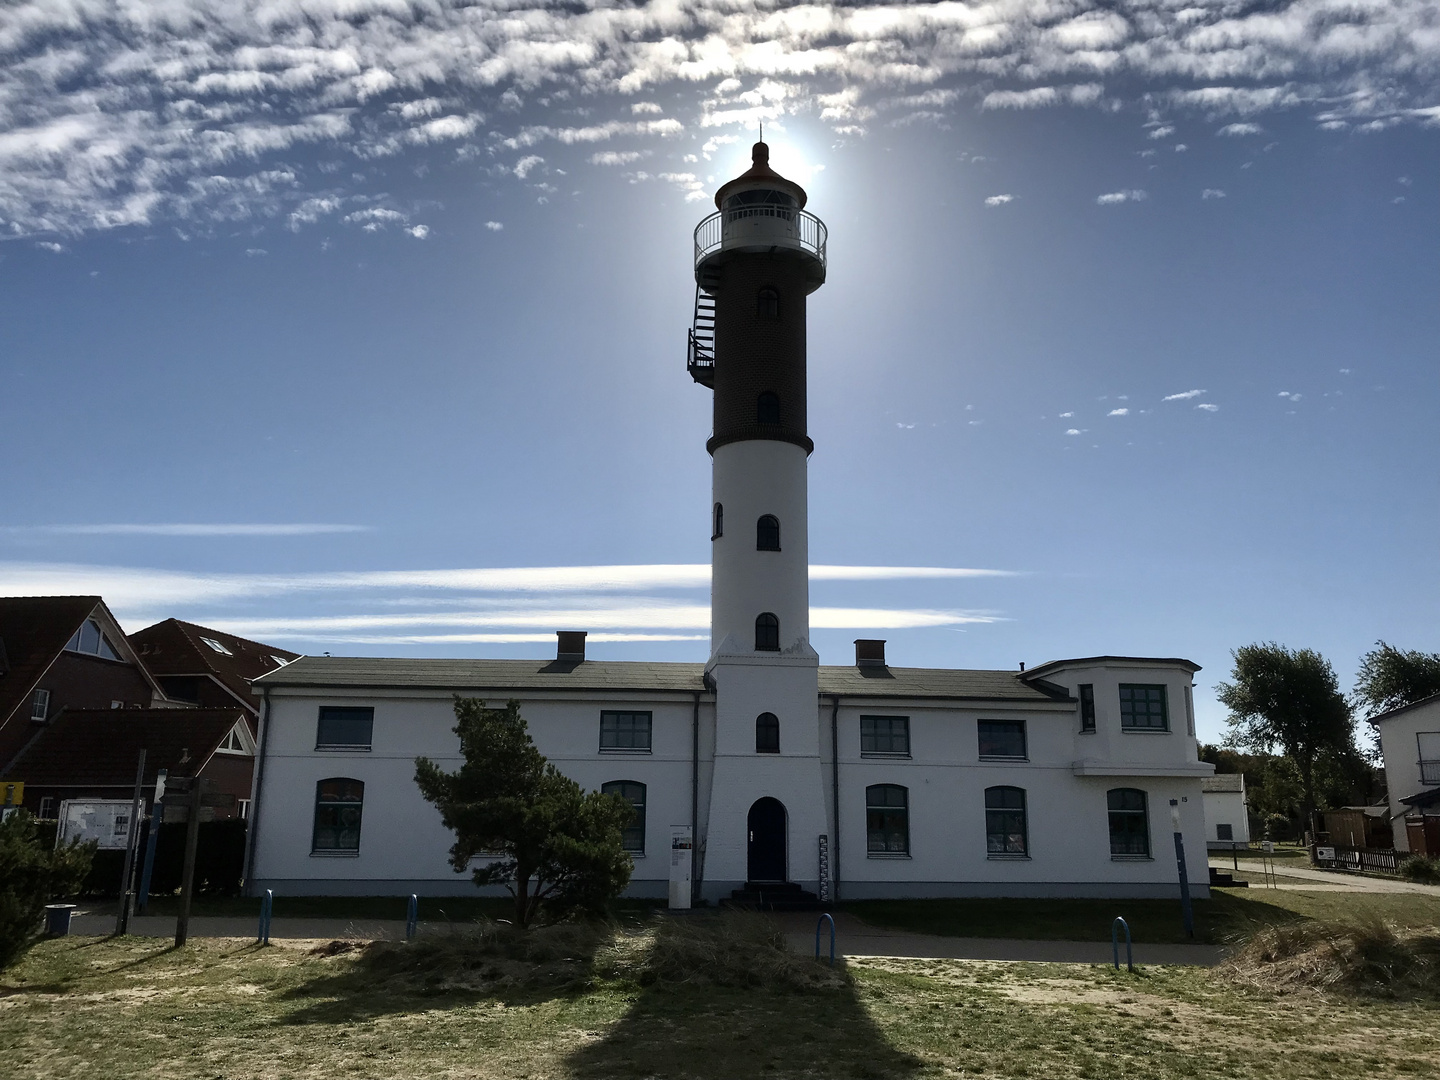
1225;918;1440;997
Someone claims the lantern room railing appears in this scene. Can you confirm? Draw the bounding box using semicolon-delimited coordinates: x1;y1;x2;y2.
694;206;827;270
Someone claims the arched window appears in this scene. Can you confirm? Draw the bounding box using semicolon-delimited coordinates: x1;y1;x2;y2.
312;778;364;852
713;502;723;539
756;515;780;551
866;784;909;854
757;391;781;425
755;612;780;652
757;287;780;319
985;786;1028;856
602;780;647;853
1107;788;1150;857
756;712;780;753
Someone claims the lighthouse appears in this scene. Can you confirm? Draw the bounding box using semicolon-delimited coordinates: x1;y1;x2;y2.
690;142;831;897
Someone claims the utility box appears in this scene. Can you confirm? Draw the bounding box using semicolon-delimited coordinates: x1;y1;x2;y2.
668;825;693;909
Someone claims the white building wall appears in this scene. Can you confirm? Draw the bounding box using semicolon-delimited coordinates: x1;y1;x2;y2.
1202;790;1251;847
1375;697;1440;852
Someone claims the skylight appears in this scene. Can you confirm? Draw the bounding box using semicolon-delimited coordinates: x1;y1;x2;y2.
270;655;290;667
200;637;233;655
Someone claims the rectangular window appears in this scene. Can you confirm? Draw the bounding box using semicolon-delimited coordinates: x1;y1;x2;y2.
1418;733;1440;785
985;786;1028;856
1108;788;1151;857
860;715;910;756
600;711;652;751
316;706;375;750
977;719;1026;760
1216;822;1233;841
1119;684;1169;731
312;778;364;853
39;796;56;819
30;688;50;722
602;781;646;853
866;784;909;854
1184;684;1196;736
1079;684;1096;732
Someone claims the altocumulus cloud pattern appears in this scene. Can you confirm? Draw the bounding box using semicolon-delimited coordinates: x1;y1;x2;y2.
2;0;1438;238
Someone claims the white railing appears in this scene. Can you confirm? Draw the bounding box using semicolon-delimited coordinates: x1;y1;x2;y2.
1421;760;1440;785
694;206;826;269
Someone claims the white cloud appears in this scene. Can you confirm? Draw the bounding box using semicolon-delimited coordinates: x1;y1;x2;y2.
590;151;643;166
513;155;544;179
981;84;1104;110
1059;411;1074;418
1148;126;1175;139
1065;428;1086;436
1163;390;1206;401
36;241;66;253
406;224;430;239
1174;143;1188;151
1195;403;1219;412
984;194;1013;206
1278;391;1302;401
1108;408;1129;416
631;102;663;115
1097;190;1147;205
244;247;267;256
1218;123;1264;137
484;221;504;231
1202;188;1226;199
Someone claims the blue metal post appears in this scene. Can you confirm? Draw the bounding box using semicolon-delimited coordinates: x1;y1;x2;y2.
406;894;418;941
815;913;835;966
1170;799;1195;939
135;777;166;916
1111;916;1133;972
258;889;273;945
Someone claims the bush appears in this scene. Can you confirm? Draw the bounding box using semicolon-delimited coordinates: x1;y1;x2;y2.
0;811;94;969
1226;918;1440;997
77;818;247;898
1398;854;1440;885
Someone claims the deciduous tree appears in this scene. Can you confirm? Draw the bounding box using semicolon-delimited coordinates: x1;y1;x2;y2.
1354;641;1440;717
414;698;634;927
1215;643;1354;838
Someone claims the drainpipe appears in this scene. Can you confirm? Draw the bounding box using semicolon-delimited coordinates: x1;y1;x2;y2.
242;685;271;894
830;693;842;904
691;689;701;905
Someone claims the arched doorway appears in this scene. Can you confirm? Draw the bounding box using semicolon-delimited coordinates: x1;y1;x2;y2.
747;797;788;883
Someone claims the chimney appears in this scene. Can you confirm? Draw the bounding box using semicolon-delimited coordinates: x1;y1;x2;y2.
556;631;587;663
854;639;887;668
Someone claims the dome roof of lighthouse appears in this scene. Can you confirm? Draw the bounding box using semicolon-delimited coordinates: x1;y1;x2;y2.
713;141;808;210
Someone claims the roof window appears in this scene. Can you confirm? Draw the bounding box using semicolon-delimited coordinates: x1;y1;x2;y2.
201;637;233;655
65;618;121;661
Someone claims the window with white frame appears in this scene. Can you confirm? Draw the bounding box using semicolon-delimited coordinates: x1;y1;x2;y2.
29;688;50;722
65;618;121;661
200;636;233;655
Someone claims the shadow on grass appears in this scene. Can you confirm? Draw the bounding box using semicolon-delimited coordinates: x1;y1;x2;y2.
562;915;923;1080
279;919;613;1022
843;893;1310;946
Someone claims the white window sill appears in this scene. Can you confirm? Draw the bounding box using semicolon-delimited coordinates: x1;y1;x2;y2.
978;756;1028;763
867;852;912;859
986;854;1031;861
860;752;912;759
311;850;361;858
599;748;653;754
1120;728;1170;734
315;745;372;752
1110;855;1153;862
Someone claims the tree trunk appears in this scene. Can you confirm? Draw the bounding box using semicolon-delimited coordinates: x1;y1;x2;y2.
514;868;532;927
1299;753;1317;844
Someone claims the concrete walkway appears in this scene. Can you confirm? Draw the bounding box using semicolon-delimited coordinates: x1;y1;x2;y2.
66;908;1223;965
771;911;1223;966
1209;858;1440;895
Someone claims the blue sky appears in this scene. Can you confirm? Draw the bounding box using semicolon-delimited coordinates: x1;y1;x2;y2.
1;0;1437;742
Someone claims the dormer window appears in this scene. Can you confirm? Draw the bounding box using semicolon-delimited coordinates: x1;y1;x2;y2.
65;619;121;661
200;637;233;655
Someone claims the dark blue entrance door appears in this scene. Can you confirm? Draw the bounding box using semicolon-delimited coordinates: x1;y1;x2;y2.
747;797;787;882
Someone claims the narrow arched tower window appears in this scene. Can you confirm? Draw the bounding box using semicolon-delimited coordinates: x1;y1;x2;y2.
756;515;780;551
756;712;780;753
713;503;723;539
756;391;780;425
755;613;780;651
757;287;780;319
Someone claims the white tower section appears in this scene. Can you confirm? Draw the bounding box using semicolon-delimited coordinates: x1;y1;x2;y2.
688;142;831;898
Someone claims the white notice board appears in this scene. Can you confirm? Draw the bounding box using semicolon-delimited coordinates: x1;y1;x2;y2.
57;800;139;850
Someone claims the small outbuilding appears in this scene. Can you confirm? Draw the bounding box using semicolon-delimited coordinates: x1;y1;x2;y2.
1201;773;1251;849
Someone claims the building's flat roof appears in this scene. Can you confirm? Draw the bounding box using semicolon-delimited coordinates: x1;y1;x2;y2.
1022;655;1201;682
1201;774;1244;793
253;656;1068;704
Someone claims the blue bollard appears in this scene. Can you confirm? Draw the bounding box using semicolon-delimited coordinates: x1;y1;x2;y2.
1112;916;1133;972
815;912;836;966
258;889;273;945
406;894;418;941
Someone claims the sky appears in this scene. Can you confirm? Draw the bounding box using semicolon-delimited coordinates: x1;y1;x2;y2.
1;0;1437;744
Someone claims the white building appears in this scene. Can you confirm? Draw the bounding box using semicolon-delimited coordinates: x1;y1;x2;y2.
1201;774;1251;849
1369;692;1440;855
246;143;1213;902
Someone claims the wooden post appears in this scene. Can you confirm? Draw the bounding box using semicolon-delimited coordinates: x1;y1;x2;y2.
175;779;203;947
115;749;147;937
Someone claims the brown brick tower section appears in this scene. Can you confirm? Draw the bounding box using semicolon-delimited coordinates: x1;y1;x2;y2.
707;256;812;455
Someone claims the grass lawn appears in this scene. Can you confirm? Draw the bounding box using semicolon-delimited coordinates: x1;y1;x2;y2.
114;894;665;922
3;921;1437;1080
844;887;1440;945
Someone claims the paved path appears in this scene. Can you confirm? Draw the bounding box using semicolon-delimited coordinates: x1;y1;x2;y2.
66;909;1222;965
1209;858;1440;895
770;911;1223;966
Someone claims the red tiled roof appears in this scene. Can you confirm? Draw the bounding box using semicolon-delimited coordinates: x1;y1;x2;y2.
1;708;245;787
0;596;102;731
130;619;299;709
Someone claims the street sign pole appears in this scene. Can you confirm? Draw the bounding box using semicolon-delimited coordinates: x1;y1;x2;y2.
136;769;167;915
175;779;203;947
115;749;147;937
1170;798;1194;939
